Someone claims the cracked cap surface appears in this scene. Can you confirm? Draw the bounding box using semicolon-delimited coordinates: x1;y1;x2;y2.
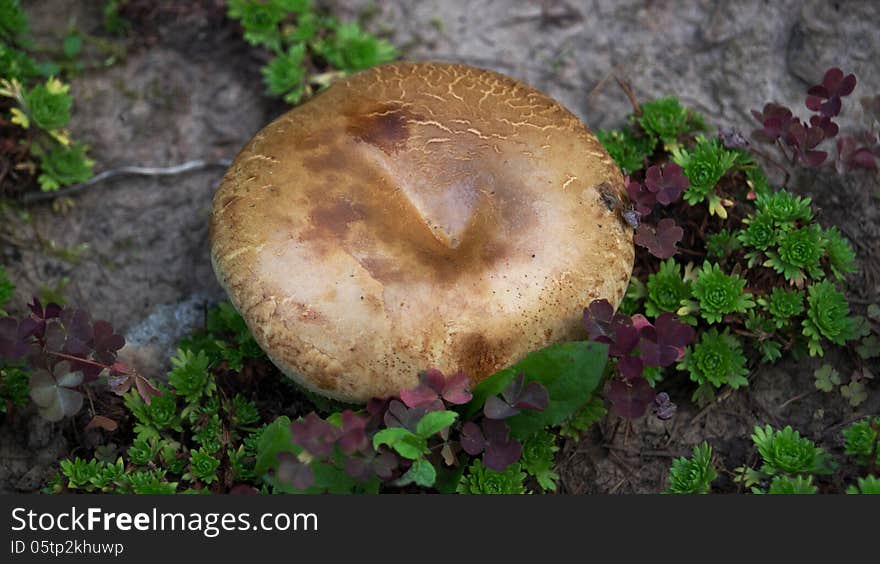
210;61;633;402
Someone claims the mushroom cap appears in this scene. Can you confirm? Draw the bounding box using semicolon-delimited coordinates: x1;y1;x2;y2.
210;61;633;403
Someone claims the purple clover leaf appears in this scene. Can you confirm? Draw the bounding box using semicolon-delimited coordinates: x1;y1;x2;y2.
837;133;879;171
638;313;694;367
634;218;684;259
399;368;472;409
290;413;341;458
344;447;398;482
644;163;689;205
625;177;656;217
806;67;856;118
617;355;644;382
607;378;656;420
29;361;84;422
809;114;839;139
383;399;429;432
751;103;796;143
276;452;315;490
92;320;125;365
337;410;368;455
483;373;549;420
787;121;827;167
460;419;522;472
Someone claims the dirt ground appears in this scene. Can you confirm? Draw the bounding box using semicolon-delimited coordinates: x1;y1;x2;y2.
1;0;878;493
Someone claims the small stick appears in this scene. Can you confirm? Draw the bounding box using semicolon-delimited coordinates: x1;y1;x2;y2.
614;76;642;116
778;389;816;411
21;158;232;204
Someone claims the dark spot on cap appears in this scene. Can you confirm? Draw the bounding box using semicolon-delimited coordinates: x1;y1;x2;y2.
307;198;367;239
457;333;503;379
346;103;410;154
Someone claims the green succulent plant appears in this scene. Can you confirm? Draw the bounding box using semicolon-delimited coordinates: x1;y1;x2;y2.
671;135;737;215
766;474;817;494
846;475;880;494
558;396;607;440
262;43;307;103
738;211;777;267
744;162;771;197
821;226;857;280
227;0;287;50
168;348;213;404
125;469;178;494
315;22;397;73
457;460;527;494
23;78;71;130
664;442;717;494
35;141;94;191
691;261;754;323
645;259;691;317
704;229;741;259
124;385;183;439
227;0;396;106
127;437;159;466
636;96;705;149
596;128;655;174
743;311;783;362
842;417;879;466
0;364;29;413
0;0;28;41
192;413;224;454
765;224;825;283
187;448;221;484
751;425;833;476
0;43;40;81
678;328;749;390
519;429;559;492
59;458;101;490
802;279;854;356
92;458;126;492
758;287;805;329
231;394;261;428
754;190;812;225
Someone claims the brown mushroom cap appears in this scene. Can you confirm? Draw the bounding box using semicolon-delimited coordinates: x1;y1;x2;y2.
210;61;633;402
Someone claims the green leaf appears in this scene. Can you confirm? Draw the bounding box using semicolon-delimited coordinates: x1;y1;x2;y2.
813;364;840;392
466;341;609;438
63;33;82;58
415;410;457;438
254;416;294;476
856;335;880;360
840;380;868;407
372;427;425;460
396;458;436;488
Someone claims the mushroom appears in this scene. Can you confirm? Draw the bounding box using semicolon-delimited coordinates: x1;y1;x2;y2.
210;62;633;403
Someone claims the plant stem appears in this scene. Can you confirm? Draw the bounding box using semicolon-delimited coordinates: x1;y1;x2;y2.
47;350;110;371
